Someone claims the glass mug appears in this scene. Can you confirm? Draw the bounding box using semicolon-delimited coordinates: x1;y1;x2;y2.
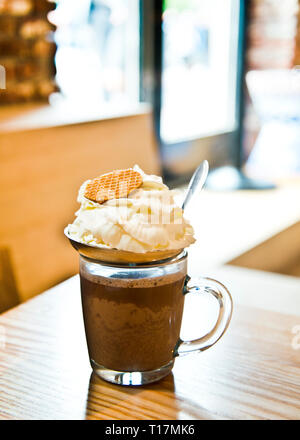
79;251;233;386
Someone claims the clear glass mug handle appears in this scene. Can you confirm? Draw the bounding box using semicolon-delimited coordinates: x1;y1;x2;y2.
174;276;233;356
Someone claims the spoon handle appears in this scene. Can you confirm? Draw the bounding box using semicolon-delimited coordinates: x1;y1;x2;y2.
182;160;209;211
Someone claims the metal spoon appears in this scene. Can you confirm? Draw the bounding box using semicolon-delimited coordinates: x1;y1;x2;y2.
181;160;209;211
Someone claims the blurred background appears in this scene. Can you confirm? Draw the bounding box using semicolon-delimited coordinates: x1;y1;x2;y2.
0;0;300;312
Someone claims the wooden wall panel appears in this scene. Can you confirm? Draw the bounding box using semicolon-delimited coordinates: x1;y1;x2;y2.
0;112;160;308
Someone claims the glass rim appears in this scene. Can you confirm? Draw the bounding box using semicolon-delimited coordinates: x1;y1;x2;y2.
80;250;188;269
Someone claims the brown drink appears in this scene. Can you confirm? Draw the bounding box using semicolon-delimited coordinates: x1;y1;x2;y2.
66;166;232;385
80;262;186;372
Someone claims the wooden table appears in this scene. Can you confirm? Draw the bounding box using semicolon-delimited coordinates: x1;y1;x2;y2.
0;267;300;420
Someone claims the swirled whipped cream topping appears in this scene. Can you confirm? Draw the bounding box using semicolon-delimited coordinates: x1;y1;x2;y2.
67;165;195;253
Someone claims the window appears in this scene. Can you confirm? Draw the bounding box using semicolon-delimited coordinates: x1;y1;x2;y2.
161;0;240;143
148;0;245;181
50;0;140;108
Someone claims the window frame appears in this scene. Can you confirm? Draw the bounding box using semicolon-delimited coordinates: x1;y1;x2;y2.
140;0;247;186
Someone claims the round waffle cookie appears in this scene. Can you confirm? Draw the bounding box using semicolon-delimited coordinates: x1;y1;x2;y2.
84;168;143;204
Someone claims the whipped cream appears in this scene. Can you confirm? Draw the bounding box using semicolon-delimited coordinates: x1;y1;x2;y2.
67;165;195;253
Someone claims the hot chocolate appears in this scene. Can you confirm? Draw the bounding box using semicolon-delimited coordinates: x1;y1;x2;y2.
80;259;186;372
66;165;232;386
